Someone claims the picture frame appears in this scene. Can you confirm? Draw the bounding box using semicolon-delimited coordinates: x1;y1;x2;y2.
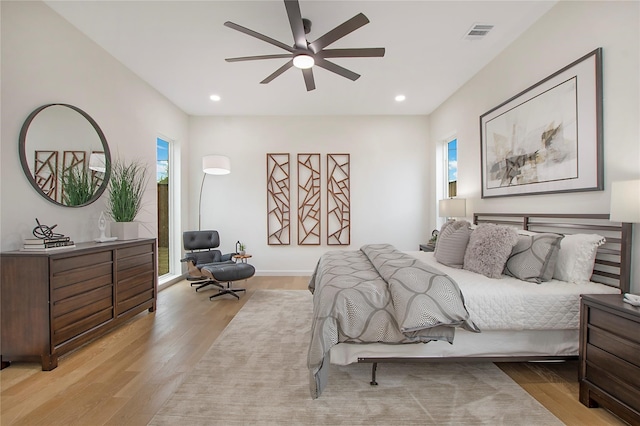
480;48;603;198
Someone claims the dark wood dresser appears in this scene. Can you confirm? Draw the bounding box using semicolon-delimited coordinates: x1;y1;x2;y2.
579;293;640;425
1;239;157;370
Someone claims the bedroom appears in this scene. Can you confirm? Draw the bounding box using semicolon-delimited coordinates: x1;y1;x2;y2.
1;0;638;424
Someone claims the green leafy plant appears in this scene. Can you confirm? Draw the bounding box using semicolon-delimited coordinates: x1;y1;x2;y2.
62;166;98;206
107;159;148;222
239;243;246;251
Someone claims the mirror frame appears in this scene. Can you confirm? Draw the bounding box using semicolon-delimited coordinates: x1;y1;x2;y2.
18;103;112;208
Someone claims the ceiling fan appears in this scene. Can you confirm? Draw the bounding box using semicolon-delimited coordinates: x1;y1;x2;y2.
224;0;385;91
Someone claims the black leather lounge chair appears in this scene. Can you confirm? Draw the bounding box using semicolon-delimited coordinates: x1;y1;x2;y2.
181;230;235;291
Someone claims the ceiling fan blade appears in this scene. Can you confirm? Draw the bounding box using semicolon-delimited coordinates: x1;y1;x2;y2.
226;54;292;63
302;68;316;91
284;0;307;49
224;21;294;53
314;58;360;81
319;48;385;58
260;60;294;84
308;13;369;52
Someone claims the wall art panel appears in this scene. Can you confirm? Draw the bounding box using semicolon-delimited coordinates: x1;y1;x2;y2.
298;153;321;245
327;153;350;245
267;153;290;245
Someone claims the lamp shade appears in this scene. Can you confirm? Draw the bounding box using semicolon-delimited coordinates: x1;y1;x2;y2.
610;180;640;223
439;198;466;218
202;155;231;175
88;153;106;173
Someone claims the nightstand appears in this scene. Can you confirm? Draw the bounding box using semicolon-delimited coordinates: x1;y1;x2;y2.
579;294;640;425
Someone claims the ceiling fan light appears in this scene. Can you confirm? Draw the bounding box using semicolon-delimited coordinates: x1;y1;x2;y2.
293;54;314;69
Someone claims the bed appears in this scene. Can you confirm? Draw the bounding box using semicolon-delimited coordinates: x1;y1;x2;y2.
307;213;632;398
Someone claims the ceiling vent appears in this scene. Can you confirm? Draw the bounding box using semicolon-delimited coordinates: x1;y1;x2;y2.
464;23;494;40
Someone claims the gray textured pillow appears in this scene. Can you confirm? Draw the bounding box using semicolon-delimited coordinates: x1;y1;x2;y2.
504;233;564;283
463;224;518;278
434;220;472;268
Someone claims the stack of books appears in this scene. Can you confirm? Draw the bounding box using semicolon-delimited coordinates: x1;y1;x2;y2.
22;236;75;251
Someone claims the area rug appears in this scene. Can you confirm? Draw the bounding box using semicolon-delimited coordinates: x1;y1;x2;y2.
149;290;562;425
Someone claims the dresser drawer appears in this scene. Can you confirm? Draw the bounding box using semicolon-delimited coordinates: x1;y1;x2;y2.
586;360;640;412
52;251;113;274
52;285;113;318
53;307;113;346
52;262;112;290
53;273;113;302
586;344;640;389
588;326;640;367
589;308;640;345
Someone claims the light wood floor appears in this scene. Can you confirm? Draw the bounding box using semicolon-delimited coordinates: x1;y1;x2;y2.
1;276;625;425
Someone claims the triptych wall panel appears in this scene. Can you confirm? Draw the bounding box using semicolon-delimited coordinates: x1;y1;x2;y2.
327;154;350;245
267;153;350;246
266;153;290;245
297;154;321;245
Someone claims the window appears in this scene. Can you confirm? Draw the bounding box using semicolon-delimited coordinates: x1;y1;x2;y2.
157;138;170;277
446;138;457;197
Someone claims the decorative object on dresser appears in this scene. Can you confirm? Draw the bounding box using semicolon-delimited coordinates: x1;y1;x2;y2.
107;159;149;240
199;155;231;230
95;210;117;242
579;294;640;424
1;239;157;370
22;218;75;250
480;48;603;198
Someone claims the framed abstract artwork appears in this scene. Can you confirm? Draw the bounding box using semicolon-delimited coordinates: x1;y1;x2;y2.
327;153;350;245
480;48;603;198
267;153;290;245
298;154;321;245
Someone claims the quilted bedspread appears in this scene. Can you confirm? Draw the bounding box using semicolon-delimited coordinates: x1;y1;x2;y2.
307;244;479;398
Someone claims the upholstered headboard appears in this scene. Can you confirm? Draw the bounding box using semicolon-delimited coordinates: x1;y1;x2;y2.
473;213;631;293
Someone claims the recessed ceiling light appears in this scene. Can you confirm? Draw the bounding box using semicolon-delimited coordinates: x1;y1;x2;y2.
395;95;406;102
210;94;221;102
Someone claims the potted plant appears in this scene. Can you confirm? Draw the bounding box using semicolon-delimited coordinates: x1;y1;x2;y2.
106;159;148;240
239;243;246;256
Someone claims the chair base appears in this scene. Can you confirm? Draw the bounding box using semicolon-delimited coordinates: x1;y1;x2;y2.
187;276;223;292
209;282;246;300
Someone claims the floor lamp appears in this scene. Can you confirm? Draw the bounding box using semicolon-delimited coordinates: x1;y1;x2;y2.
199;155;231;230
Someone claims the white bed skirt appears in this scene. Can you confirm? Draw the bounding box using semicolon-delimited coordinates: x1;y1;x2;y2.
329;329;579;365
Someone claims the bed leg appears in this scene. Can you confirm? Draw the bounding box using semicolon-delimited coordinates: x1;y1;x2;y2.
370;362;378;386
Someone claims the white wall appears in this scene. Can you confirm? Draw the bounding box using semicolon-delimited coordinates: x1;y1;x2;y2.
1;1;189;254
429;1;640;291
189;115;431;274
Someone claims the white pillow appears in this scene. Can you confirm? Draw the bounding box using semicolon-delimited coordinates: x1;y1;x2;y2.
553;234;605;283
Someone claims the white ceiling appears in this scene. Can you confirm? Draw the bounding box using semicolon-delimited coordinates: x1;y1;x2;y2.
44;1;556;116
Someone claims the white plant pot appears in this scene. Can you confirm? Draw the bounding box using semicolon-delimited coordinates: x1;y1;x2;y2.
111;222;139;240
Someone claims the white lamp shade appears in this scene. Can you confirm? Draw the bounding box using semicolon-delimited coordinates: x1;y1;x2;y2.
610;180;640;223
88;153;106;173
202;155;231;175
439;198;466;218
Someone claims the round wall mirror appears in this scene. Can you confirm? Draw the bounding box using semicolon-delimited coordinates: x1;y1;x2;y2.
19;103;111;207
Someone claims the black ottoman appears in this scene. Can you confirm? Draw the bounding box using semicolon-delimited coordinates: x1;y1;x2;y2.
200;263;256;300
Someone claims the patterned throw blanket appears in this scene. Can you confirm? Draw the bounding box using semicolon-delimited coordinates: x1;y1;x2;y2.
307;244;479;398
